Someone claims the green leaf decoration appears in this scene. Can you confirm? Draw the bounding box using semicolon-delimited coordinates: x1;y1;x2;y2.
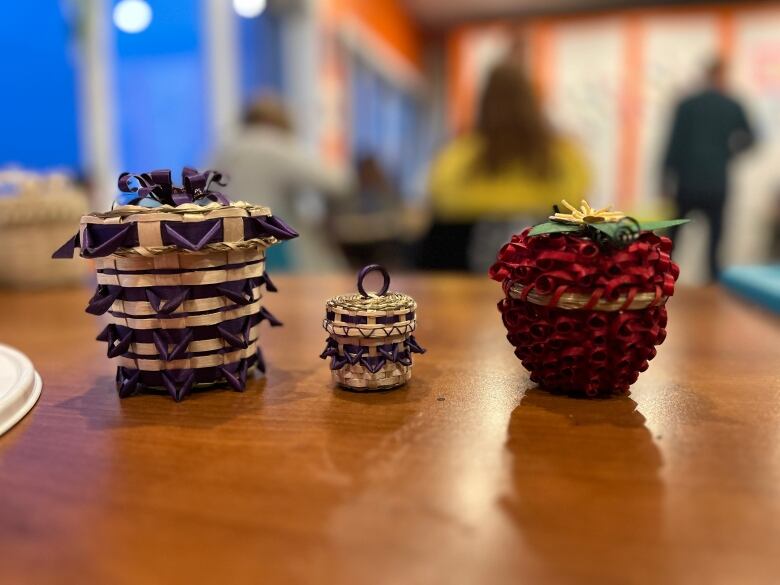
528;218;689;239
588;222;621;238
528;222;583;236
638;218;691;231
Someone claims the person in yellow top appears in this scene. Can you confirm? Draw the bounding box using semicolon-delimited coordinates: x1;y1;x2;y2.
419;60;590;270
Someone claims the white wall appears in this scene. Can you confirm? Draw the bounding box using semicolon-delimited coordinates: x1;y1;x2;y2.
548;18;623;211
455;7;780;279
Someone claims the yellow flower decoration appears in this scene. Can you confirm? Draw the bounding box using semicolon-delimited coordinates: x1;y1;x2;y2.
550;199;626;225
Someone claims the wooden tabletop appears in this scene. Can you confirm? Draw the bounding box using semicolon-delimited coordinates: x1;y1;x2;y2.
1;275;779;585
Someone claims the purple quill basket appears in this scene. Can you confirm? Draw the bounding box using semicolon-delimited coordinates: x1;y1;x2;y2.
53;168;298;401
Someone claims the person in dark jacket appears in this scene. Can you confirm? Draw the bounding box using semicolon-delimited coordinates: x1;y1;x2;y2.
663;58;755;280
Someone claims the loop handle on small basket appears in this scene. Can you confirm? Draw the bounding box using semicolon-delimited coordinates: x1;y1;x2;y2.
357;264;390;297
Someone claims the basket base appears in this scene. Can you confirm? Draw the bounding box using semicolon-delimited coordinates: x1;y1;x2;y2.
499;296;667;397
115;354;261;401
332;363;411;391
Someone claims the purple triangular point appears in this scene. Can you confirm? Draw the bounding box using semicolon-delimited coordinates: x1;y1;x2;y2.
52;232;80;259
163;221;221;251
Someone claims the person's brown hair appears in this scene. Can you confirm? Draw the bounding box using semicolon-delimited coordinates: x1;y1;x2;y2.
243;95;292;132
475;61;554;176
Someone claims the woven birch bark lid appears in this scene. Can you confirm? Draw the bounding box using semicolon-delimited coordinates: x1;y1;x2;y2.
52;168;298;259
324;265;417;338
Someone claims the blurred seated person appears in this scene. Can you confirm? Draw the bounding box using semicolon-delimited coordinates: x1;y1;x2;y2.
419;60;589;271
328;154;407;270
215;95;353;271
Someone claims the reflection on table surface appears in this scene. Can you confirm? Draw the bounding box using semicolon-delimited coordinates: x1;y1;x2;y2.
0;275;778;584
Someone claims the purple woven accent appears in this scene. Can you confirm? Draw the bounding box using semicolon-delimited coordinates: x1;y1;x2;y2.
106;296;275;320
319;337;338;359
319;336;424;372
340;342;400;355
219;364;244;392
108;305;242;320
325;311;413;325
216;279;256;305
82;224;136;257
85;278;264;316
105;327;133;358
152;330;169;360
117;167;231;208
264;215;298;239
341;346;365;365
96;257;262;276
245;216;298;240
217;320;251;349
150;169;172;188
169;329;194;360
120;336;257;361
357;264;390;297
116;367;140;398
263;271;277;293
407;335;426;354
96;312;263;345
258;306;282;327
86;285;123;315
256;346;266;374
54;214;297;259
118;171;157;198
145;287;190;315
161;370;195;401
151;329;193;361
171;190;191;206
330;354;350;370
162;220;223;251
96;310;275;365
51;232;80;259
114;351;261;399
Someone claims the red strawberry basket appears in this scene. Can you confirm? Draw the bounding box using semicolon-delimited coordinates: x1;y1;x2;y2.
489;200;688;397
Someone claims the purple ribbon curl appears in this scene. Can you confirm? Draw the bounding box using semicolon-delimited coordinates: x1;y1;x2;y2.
118;167;230;207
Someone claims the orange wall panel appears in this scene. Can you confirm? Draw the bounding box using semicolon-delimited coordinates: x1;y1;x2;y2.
323;0;423;70
616;15;643;209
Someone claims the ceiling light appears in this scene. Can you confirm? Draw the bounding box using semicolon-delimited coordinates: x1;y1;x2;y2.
233;0;267;19
113;0;153;34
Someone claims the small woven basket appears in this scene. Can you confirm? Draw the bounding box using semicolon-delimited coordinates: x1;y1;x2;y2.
53;169;297;401
321;265;425;391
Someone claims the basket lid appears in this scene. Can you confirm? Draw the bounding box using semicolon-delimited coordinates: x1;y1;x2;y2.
326;265;416;315
324;265;417;338
51;168;298;259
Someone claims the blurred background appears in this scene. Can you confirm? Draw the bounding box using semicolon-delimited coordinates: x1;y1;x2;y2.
2;0;780;293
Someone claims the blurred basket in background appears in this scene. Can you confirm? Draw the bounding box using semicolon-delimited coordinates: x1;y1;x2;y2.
0;169;88;289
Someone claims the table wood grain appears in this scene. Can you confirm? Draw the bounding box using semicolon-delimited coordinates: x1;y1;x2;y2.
1;275;779;585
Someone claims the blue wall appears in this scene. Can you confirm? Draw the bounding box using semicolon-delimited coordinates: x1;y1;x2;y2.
115;3;285;173
114;0;210;173
350;57;423;198
0;2;286;184
0;3;81;172
238;10;284;106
